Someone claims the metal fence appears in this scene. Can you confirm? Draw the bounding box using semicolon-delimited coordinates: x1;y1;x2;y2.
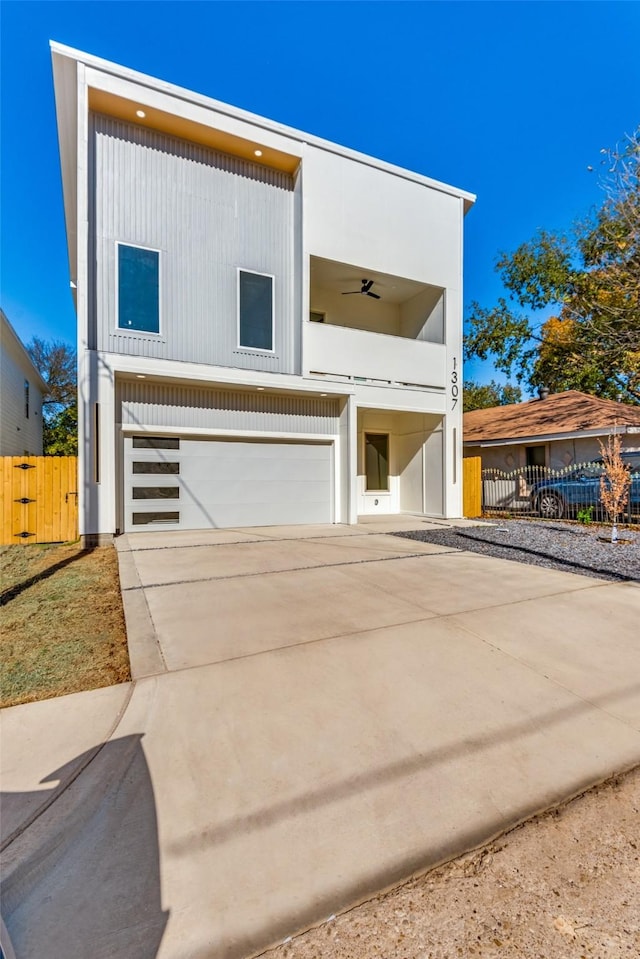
481;460;640;524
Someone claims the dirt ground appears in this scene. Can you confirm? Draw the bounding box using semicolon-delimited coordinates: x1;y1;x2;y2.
266;767;640;959
0;543;130;707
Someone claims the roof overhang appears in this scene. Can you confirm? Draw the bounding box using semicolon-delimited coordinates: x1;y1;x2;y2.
51;47;79;287
0;310;49;394
108;352;355;398
88;88;301;174
464;425;640;447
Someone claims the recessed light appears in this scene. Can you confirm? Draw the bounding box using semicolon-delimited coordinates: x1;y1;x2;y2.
257;386;265;391
254;149;263;157
320;393;327;396
136;109;146;119
136;374;146;379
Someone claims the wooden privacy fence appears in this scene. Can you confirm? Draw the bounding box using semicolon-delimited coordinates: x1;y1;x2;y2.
0;456;78;545
463;456;482;518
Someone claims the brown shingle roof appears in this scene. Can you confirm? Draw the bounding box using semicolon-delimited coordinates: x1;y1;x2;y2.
463;390;640;443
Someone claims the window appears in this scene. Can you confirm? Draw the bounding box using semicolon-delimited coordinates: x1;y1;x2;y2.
132;436;180;450
526;446;546;468
365;433;389;491
132;462;180;474
24;380;29;418
132;487;180;500
132;511;179;525
239;270;273;351
118;244;160;334
622;453;640;473
94;403;100;483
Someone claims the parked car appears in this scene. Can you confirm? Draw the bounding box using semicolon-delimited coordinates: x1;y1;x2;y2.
530;452;640;519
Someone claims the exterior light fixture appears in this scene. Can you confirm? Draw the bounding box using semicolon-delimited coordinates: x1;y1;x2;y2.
254;149;263;157
136;374;146;379
136;109;146;118
257;386;265;391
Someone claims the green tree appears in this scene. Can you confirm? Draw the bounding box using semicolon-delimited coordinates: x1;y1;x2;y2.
463;379;522;412
465;129;640;403
26;337;78;455
43;404;78;455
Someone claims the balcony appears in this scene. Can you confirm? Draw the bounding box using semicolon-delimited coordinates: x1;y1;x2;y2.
305;256;447;389
304;321;446;389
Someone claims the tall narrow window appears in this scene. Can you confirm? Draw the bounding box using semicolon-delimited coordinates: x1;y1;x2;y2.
365;433;389;491
24;380;30;418
118;244;160;333
94;403;100;484
239;270;273;350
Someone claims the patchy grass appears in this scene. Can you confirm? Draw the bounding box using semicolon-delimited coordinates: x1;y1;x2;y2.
1;543;130;708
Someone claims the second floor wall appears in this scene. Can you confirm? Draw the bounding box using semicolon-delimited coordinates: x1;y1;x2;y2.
90;114;301;373
88;114;464;388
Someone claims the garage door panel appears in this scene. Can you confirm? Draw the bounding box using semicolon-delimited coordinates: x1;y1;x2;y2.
182;501;329;529
124;437;333;531
176;478;330;505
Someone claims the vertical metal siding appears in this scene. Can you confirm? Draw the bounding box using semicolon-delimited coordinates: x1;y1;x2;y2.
91;114;299;372
117;380;339;435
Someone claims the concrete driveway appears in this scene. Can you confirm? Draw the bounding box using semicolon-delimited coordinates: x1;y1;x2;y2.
2;519;640;959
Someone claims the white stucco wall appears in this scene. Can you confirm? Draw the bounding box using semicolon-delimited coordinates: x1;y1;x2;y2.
302;145;462;288
302;146;465;518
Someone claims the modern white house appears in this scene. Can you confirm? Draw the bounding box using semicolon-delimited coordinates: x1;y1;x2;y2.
0;309;46;456
51;43;475;540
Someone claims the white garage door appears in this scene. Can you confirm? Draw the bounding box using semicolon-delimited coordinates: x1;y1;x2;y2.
124;436;333;532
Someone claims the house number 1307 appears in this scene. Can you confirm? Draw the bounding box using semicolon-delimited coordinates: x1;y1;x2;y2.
451;358;459;409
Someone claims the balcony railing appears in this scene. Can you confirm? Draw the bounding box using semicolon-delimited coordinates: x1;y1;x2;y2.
304;321;446;390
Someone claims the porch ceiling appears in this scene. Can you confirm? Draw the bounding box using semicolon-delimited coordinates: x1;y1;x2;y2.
310;256;433;305
357;407;443;427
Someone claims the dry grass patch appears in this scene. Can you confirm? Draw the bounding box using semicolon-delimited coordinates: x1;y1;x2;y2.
1;543;130;708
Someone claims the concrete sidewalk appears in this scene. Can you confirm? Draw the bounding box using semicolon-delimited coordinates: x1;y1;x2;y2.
2;522;639;959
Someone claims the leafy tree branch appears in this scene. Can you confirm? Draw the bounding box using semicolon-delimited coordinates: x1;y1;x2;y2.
27;337;78;455
463;379;522;412
465;128;640;403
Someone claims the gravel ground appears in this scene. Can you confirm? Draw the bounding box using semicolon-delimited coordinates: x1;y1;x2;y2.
394;519;640;582
265;767;640;959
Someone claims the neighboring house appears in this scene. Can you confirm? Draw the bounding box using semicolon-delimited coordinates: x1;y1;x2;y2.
51;43;475;541
0;309;46;456
464;390;640;471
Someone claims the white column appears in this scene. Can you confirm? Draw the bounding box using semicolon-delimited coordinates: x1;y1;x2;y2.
338;395;358;524
442;198;464;518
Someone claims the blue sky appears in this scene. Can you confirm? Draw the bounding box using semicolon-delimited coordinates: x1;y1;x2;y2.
1;1;639;388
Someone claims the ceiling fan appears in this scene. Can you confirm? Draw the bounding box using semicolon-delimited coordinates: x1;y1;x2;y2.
342;279;381;300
